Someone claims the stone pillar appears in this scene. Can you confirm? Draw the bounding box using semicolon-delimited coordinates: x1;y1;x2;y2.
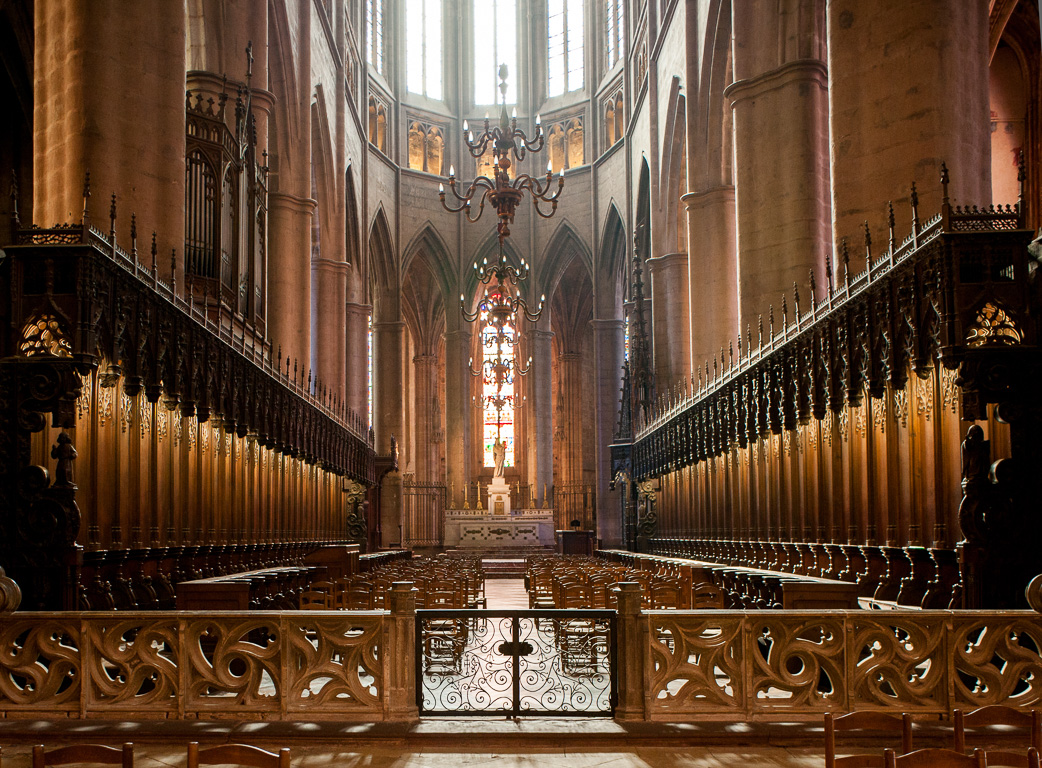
592;318;625;547
345;302;371;424
266;0;312;373
827;0;990;259
527;328;554;507
729;2;831;331
557;353;585;486
374;320;404;547
34;0;187;275
684;187;739;370
444;328;473;502
312;259;348;397
646;252;691;389
268;194;315;373
412;353;441;482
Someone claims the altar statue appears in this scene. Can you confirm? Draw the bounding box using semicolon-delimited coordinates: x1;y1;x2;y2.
492;437;506;478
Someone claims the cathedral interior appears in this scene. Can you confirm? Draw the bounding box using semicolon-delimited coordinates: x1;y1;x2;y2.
2;0;1042;764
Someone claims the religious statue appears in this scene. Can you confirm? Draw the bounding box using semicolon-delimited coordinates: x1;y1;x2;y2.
492;437;506;478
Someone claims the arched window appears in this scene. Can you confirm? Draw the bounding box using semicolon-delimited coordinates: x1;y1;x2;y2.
480;300;516;468
473;0;517;105
366;0;385;75
548;0;584;97
605;0;624;69
566;118;584;168
408;122;445;174
406;0;443;99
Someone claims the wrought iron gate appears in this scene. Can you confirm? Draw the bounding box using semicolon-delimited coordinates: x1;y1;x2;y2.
416;609;617;716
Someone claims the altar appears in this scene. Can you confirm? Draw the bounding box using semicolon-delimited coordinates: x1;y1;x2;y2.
443;508;556;548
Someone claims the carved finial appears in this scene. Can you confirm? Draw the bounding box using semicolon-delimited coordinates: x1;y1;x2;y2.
9;168;20;229
781;295;788;330
825;255;834;298
863;220;872;263
841;237;851;285
697;365;703;391
737;331;743;360
793;280;800;313
747;324;753;355
758;314;763;348
769;305;775;338
728;340;734;369
940;161;950;205
109;193;117;237
82;171;92;224
170;248;177;294
809;269;816;306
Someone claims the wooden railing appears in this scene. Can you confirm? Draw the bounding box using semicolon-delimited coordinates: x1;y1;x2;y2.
0;584;419;721
3;592;1041;722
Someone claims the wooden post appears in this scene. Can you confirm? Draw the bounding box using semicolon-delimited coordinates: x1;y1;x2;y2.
386;581;419;721
613;581;646;721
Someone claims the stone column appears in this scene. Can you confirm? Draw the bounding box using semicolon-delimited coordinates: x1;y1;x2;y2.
373;320;404;547
444;328;473;502
729;2;831;331
268;194;315;373
34;0;187;276
527;328;555;507
685;187;739;370
827;0;990;258
592;318;625;547
266;0;312;373
345;302;371;424
557;353;585;486
646;252;691;389
312;259;348;397
412;353;440;482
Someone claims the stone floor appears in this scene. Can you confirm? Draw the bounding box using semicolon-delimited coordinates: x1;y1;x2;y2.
483;578;529;609
0;724;839;767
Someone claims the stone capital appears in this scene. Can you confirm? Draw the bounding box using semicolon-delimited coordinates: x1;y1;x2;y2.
646;252;689;272
682;185;735;212
269;192;318;215
590;319;625;331
724;58;828;105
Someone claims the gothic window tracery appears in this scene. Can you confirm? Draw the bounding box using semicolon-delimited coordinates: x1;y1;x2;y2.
368;95;388;151
546;115;585;174
367;0;385;75
408;121;445;175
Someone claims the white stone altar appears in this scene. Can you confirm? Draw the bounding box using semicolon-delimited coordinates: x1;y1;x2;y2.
444;508;556;548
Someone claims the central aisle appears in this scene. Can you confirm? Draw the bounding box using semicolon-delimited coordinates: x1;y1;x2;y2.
483;578;529;609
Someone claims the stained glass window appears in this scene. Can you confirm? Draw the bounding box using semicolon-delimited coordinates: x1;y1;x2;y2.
406;0;443;99
481;307;515;468
548;0;584;97
474;0;517;105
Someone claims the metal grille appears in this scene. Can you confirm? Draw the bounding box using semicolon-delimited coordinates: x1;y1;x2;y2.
401;481;445;547
417;609;616;716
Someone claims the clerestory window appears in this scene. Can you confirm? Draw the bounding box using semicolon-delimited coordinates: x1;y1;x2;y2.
473;0;517;105
406;0;443;99
548;0;584;97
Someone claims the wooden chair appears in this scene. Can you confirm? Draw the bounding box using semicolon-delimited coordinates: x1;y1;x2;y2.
691;583;726;609
955;707;1042;754
32;743;134;768
883;748;985;768
986;747;1041;768
825;712;913;768
298;590;333;609
187;743;290;768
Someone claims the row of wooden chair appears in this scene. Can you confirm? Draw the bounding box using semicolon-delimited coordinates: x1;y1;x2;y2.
13;742;289;768
526;555;725;609
299;556;486;610
827;707;1041;768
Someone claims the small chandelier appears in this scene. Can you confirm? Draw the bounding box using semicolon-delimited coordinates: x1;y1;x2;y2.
439;65;564;246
